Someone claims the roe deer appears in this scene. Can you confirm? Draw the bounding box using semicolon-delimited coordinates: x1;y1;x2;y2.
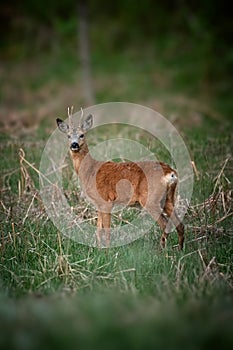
56;111;184;249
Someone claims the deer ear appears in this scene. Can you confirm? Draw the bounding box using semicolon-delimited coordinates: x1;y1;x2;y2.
80;114;93;132
56;118;69;133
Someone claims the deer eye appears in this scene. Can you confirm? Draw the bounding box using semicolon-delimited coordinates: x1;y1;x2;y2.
67;135;71;139
79;134;84;139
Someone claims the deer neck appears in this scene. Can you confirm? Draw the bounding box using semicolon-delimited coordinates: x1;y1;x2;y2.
70;143;97;177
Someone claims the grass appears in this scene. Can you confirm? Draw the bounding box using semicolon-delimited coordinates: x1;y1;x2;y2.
0;37;233;348
1;293;232;350
1;117;232;348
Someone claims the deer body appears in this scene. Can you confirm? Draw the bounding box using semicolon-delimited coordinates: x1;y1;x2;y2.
57;113;184;249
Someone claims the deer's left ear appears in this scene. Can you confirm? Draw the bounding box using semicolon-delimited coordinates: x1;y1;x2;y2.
80;114;93;132
56;118;69;133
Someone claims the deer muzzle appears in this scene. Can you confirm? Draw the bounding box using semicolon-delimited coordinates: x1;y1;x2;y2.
70;142;80;152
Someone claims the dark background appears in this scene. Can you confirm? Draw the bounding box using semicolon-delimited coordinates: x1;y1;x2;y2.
1;0;232;132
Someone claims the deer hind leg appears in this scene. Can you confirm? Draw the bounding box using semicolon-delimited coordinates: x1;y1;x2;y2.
144;202;169;249
164;199;184;250
157;214;170;249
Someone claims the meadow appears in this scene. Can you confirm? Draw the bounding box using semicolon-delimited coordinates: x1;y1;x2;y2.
0;32;233;349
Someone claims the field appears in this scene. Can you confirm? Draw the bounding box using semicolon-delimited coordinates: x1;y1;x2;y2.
0;35;233;349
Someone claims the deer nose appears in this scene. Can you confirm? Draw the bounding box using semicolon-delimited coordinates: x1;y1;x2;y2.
70;142;79;150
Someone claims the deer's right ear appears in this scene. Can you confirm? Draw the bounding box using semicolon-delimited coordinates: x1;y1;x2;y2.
56;118;69;133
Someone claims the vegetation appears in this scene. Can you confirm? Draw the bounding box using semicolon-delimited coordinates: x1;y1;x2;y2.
0;1;232;349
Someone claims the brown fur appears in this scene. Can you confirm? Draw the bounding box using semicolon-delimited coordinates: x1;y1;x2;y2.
57;115;184;249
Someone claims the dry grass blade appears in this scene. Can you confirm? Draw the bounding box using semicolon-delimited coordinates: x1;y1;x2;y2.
18;147;59;188
191;160;199;180
212;157;231;194
186;157;232;246
18;148;36;196
191;157;232;214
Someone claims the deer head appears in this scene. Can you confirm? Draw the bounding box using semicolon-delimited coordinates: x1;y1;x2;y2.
56;109;93;153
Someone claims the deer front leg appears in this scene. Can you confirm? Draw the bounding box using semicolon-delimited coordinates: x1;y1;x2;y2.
102;212;111;247
96;211;111;248
96;211;103;247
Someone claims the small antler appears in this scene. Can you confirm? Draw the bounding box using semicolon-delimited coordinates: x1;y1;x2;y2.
79;107;84;126
68;106;74;129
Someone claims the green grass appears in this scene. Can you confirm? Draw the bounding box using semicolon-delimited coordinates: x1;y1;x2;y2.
0;36;233;348
1;118;232;348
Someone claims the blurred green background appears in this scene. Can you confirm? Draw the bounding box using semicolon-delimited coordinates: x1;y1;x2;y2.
0;1;233;349
1;0;232;131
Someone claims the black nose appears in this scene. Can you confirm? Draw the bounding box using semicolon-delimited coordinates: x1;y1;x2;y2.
70;142;79;150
